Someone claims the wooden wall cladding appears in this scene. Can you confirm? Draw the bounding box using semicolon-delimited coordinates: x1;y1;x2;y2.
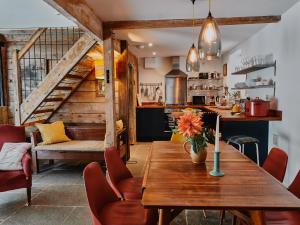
50;72;106;124
0;106;8;124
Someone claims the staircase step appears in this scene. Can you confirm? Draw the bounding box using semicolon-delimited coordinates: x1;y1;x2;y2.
54;86;73;91
77;60;93;68
34;108;54;114
43;97;64;102
65;74;84;80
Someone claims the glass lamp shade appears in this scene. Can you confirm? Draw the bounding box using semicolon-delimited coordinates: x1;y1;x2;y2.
198;13;221;60
186;43;200;72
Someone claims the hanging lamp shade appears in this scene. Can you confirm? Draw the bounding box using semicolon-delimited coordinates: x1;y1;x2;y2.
186;0;200;72
198;12;221;60
186;43;200;72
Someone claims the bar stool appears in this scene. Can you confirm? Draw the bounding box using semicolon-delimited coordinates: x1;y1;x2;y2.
227;135;260;165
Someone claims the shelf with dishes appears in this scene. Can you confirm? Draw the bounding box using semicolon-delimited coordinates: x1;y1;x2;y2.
232;62;276;75
232;54;276;75
232;85;275;90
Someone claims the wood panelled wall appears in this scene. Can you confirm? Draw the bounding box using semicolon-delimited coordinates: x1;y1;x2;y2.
0;30;35;124
49;71;106;124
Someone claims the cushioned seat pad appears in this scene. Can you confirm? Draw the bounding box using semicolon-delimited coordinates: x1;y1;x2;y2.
117;177;143;200
99;200;152;225
0;170;29;192
34;140;104;152
265;211;300;225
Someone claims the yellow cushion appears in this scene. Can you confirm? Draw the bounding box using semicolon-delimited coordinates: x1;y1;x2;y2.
36;121;71;145
116;120;123;132
170;133;186;143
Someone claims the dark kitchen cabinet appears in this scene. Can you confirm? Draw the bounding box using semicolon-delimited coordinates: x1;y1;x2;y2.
136;108;172;141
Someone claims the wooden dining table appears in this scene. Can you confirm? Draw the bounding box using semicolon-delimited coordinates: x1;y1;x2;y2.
142;141;300;225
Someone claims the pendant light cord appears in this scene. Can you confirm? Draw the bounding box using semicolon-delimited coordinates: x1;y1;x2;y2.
192;1;195;44
208;0;212;17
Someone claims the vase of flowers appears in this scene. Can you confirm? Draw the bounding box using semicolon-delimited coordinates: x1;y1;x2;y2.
178;112;209;164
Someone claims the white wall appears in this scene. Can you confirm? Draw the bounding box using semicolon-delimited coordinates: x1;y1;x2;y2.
0;0;75;28
224;1;300;184
138;56;223;102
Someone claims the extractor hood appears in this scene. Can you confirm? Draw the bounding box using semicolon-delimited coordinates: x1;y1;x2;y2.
165;57;188;78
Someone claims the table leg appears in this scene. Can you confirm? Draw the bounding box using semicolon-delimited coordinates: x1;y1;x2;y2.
159;209;171;225
249;210;266;225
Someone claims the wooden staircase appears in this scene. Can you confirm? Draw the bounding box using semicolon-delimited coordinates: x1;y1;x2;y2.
19;33;97;125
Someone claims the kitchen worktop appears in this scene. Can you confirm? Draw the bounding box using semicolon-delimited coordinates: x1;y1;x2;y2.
136;105;282;121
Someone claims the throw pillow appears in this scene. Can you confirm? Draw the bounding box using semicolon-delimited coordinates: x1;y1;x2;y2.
36;121;71;145
0;142;31;170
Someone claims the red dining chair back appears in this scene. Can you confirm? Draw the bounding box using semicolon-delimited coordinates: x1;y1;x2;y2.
105;147;132;184
83;162;156;225
104;147;134;198
288;170;300;199
263;148;288;182
83;162;119;225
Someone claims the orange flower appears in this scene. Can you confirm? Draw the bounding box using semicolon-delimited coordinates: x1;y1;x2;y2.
178;112;203;138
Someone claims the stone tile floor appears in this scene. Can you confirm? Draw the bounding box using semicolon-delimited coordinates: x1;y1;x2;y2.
0;142;232;225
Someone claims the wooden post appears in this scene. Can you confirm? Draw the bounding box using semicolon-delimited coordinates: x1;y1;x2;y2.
128;52;138;145
104;36;117;146
12;49;22;125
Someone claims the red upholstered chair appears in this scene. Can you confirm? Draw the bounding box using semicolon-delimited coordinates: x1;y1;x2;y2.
0;125;32;205
263;147;288;182
83;162;156;225
104;146;142;200
264;170;300;225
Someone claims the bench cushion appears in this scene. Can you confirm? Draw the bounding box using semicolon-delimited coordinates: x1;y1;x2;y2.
34;140;104;152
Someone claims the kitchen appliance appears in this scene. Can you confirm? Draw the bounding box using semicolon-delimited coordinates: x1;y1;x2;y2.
165;57;188;105
192;96;206;105
245;99;270;117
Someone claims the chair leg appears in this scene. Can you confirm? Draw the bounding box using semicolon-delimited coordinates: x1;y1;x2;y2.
231;215;237;225
219;210;225;225
255;143;259;166
242;144;245;154
26;187;31;206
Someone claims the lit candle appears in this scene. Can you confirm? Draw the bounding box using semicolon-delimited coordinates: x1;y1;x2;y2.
214;115;220;152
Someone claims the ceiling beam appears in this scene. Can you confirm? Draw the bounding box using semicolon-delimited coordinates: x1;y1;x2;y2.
44;0;103;40
103;15;281;30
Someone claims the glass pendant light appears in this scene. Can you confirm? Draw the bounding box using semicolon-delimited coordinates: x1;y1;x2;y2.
186;0;200;72
198;0;221;60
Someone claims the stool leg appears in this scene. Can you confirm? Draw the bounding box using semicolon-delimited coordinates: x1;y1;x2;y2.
242;144;245;154
255;143;259;166
238;144;241;152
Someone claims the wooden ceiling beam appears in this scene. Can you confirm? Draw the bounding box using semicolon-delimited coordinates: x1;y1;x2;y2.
44;0;103;40
103;15;281;30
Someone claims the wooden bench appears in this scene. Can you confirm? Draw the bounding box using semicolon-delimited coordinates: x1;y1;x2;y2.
30;124;129;173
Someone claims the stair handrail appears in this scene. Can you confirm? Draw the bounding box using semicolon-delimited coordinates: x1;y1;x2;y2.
17;28;47;60
13;28;47;125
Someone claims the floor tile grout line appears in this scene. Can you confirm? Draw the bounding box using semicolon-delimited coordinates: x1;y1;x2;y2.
61;206;76;225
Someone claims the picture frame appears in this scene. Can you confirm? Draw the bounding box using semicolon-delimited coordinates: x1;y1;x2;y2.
223;63;228;76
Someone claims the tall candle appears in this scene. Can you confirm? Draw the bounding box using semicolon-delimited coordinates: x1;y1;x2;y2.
214;115;220;152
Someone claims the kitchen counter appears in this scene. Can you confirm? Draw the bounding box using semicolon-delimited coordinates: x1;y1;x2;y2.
136;105;282;121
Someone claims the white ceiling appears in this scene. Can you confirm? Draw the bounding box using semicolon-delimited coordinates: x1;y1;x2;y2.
84;0;299;57
0;0;75;29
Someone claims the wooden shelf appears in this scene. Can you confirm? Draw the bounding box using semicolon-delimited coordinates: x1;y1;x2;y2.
231;85;275;90
232;62;276;75
188;78;222;81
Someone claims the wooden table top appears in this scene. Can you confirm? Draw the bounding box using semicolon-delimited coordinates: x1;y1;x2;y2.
142;141;300;210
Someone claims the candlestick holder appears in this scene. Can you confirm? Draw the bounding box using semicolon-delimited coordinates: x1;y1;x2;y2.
209;152;224;177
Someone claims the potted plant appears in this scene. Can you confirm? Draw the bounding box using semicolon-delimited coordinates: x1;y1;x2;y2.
177;112;212;163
